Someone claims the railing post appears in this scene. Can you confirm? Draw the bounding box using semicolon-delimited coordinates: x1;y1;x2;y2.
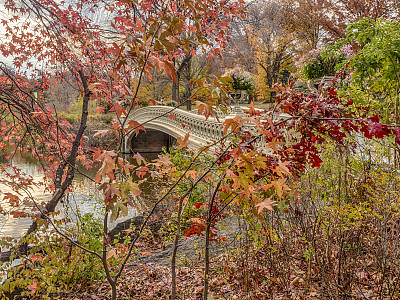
227;90;246;117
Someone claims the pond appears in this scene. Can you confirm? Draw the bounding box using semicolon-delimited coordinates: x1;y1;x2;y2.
0;152;159;239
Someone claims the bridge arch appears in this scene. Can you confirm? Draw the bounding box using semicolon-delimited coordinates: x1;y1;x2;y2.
127;127;177;153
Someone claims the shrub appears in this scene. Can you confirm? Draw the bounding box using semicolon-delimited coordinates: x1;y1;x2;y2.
295;46;349;80
0;213;105;298
224;67;255;96
101;114;113;124
165;101;176;107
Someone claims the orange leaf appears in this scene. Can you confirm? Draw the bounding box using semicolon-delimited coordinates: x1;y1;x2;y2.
195;101;213;120
96;106;106;113
246;101;260;116
131;152;144;165
255;197;275;214
4;192;20;207
114;102;126;117
266;138;284;152
185;170;197;179
31;254;43;263
274;160;291;177
106;249;118;260
265;177;291;199
163;60;177;82
127;120;145;135
223;117;243;135
93;129;109;137
188;217;204;224
27;280;37;296
10;211;27;218
177;132;190;149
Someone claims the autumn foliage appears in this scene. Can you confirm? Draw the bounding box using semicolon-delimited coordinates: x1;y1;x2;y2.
1;0;400;299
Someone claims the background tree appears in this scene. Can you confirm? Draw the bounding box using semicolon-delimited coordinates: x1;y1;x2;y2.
160;0;245;109
319;0;400;42
337;18;400;122
137;68;172;104
180;54;224;110
227;0;296;100
282;0;324;51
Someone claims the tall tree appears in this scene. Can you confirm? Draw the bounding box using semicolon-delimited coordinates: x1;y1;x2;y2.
163;0;245;108
227;0;296;100
283;0;324;51
339;18;400;122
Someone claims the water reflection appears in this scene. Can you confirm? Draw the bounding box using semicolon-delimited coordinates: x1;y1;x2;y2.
0;152;159;239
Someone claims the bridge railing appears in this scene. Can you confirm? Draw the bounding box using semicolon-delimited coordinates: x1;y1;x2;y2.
133;106;224;138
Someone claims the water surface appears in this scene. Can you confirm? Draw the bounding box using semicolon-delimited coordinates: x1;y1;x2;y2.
0;152;158;239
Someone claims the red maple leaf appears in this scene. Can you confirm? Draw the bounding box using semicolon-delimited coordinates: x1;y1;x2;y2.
369;122;389;139
395;128;400;144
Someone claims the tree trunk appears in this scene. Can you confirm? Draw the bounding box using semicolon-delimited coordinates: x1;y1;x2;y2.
395;68;399;171
171;193;187;300
203;176;225;300
0;69;91;261
172;55;192;106
172;77;180;104
185;59;192;111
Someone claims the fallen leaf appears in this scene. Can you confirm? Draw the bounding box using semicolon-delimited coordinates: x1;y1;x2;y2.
93;129;110;137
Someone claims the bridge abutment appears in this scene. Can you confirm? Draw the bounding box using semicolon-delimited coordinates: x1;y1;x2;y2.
127;129;176;153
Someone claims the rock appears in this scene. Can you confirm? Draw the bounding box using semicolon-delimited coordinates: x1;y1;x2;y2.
108;204;168;243
108;215;145;243
130;216;245;267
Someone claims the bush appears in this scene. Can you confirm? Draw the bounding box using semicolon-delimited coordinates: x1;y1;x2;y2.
224;67;255;96
101;114;113;124
0;213;105;298
165;101;176;107
295;46;348;80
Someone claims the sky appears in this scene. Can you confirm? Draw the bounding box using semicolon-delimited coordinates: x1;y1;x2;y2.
0;0;113;74
0;1;15;68
0;0;60;75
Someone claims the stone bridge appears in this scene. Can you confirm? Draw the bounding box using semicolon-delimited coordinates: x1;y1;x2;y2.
122;105;243;153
